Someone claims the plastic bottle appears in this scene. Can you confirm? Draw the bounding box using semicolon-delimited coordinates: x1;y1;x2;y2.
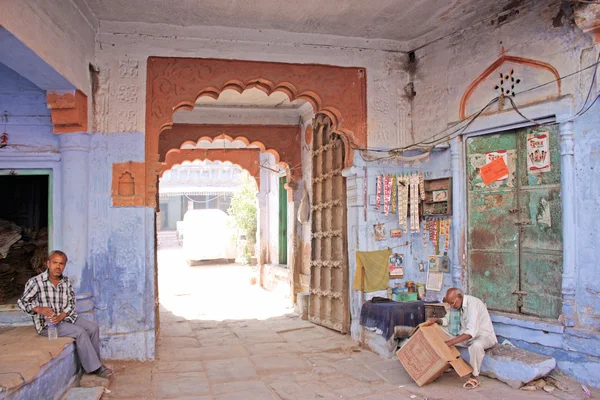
48;322;58;340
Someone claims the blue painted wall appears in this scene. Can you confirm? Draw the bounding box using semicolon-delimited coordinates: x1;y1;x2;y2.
88;132;156;360
0;62;56;151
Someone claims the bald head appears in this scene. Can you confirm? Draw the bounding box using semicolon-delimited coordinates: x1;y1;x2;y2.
444;287;464;309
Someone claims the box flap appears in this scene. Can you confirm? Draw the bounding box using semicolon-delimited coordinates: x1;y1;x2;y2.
450;358;473;377
420;325;457;362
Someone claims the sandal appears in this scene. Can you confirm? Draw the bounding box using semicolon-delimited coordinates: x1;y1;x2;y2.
96;365;114;379
463;377;480;389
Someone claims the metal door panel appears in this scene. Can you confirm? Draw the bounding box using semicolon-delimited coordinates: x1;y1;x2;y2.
517;126;562;318
466;132;519;313
468;251;519;313
519;250;562;318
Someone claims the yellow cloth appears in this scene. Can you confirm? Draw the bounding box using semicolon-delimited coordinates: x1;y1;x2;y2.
353;249;392;292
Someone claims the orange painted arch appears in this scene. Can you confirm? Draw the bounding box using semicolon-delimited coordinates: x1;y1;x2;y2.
145;57;367;207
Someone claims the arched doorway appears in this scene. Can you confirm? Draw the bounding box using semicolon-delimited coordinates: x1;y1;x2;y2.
146;57;367;334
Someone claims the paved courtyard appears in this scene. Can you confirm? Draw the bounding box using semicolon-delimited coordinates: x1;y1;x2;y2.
104;247;592;399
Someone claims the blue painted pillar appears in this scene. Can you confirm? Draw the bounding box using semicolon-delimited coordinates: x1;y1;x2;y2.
450;136;464;288
559;121;577;327
59;133;91;292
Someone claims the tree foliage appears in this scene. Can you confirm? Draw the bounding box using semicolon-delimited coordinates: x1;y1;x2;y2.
227;183;258;249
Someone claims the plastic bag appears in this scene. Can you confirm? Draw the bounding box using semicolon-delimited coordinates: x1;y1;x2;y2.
297;182;310;224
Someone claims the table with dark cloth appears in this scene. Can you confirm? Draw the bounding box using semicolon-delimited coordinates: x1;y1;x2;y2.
359;300;426;340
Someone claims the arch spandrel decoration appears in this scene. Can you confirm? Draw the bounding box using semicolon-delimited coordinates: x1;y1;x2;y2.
161;148;261;188
459;53;561;120
146;57;367;207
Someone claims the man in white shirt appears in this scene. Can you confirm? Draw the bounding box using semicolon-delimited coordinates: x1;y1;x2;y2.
426;288;497;389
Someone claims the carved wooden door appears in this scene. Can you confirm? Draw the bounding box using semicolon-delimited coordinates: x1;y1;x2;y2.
309;114;349;333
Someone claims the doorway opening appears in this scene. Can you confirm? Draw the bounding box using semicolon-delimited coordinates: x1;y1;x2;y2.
0;170;51;307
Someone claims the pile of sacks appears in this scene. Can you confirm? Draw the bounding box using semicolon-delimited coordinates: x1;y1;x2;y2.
0;219;48;303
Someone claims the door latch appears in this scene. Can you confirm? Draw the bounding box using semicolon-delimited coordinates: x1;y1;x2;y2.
512;290;528;308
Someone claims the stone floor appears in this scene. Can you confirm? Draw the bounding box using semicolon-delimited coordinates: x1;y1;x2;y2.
103;247;595;400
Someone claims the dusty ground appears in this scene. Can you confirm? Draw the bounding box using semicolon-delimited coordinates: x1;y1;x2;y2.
104;246;595;399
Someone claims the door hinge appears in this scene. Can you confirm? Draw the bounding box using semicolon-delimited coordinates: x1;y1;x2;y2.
512;290;528;307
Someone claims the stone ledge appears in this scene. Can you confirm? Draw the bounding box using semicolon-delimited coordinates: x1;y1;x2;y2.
491;313;564;334
459;344;556;389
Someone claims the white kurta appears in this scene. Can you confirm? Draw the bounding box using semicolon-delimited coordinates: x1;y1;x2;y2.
441;294;498;376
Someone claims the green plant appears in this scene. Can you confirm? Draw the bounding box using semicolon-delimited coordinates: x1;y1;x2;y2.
227;183;257;259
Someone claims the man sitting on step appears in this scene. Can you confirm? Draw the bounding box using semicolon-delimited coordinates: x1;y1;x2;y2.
425;288;497;389
18;250;114;379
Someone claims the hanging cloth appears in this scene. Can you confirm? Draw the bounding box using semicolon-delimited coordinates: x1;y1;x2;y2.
353;248;392;292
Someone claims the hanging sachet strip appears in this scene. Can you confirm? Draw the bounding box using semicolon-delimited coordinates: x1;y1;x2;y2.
391;175;397;214
384;175;392;216
376;174;382;211
419;173;426;200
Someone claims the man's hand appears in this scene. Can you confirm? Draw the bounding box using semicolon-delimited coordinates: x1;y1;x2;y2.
33;307;55;318
423;318;440;326
50;312;67;325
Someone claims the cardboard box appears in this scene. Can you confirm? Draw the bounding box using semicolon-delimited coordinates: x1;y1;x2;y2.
396;323;473;386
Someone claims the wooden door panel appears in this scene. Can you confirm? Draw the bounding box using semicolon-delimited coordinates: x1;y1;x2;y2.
309;114;349;333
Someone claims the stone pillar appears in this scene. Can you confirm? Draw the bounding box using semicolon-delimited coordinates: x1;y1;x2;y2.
341;166;362;340
450;137;464;288
559;121;577;327
286;181;300;304
59;133;91;292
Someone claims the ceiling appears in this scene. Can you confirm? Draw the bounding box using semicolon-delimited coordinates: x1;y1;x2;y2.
85;0;520;43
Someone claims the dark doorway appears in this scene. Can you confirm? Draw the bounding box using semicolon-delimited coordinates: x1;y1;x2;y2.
0;173;50;305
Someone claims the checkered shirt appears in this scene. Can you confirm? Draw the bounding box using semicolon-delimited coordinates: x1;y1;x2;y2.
17;270;78;333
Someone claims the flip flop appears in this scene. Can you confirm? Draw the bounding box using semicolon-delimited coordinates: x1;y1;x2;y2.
96;366;114;379
463;378;480;389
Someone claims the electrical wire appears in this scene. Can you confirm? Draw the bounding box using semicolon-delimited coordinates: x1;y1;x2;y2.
336;55;600;161
184;193;230;203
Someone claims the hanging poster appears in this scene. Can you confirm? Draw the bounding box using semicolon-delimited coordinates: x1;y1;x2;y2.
527;132;551;174
374;223;386;241
390;229;403;238
428;255;439;271
426;270;444;291
389;253;404;278
485;150;509;181
480;157;509;186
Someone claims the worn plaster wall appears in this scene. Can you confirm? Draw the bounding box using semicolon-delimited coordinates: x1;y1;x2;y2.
409;0;600;386
0;0;96;97
346;150;454;340
88;132;155;359
0;63;57;153
0;62;63;252
89;22;410;359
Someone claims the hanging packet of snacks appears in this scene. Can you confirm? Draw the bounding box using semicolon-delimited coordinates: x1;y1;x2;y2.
445;218;451;249
376;175;382;211
384;175;392;216
410;173;420;233
440;217;446;235
391;175;397;214
398;175;408;231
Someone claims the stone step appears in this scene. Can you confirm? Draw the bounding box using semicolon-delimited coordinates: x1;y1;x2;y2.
458;343;556;389
63;387;104;400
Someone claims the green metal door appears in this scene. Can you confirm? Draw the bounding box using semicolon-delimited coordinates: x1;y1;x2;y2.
278;176;288;265
516;126;562;318
467;133;519;313
466;126;562;319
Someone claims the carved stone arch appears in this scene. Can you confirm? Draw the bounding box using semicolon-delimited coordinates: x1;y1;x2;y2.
161;148;261;188
146;57;367;206
459;53;561;120
159;124;302;188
